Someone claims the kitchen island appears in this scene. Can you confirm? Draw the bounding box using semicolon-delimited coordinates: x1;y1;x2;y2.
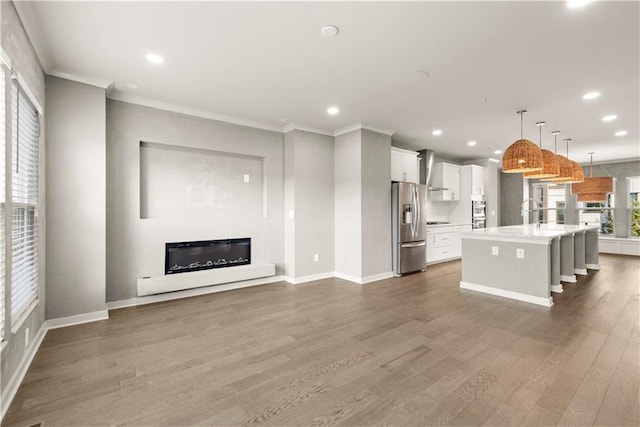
460;224;600;307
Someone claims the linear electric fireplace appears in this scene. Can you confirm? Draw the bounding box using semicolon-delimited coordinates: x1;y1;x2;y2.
165;238;251;275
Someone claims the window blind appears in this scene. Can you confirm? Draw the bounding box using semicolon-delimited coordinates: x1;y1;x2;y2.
629;177;640;194
0;66;5;340
11;79;39;325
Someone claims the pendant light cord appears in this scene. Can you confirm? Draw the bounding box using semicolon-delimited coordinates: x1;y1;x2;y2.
520;112;524;139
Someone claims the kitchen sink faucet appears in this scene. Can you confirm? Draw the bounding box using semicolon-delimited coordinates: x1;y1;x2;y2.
521;198;542;229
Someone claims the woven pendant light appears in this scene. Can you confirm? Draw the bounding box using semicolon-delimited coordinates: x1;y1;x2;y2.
502;110;543;173
577;192;608;202
523;121;560;179
547;138;583;183
571;152;614;197
541;131;573;182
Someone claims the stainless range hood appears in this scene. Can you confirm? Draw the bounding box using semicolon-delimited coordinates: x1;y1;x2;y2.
418;149;448;191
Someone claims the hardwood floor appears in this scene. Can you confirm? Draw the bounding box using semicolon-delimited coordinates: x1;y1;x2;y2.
3;254;639;426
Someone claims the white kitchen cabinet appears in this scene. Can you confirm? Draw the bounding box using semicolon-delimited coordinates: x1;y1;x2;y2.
430;162;460;201
426;224;472;264
470;165;487;198
390;147;418;183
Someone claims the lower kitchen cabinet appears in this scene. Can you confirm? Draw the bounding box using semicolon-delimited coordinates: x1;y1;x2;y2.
426;224;472;264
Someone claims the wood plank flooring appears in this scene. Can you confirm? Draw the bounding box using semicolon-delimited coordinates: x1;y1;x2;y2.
3;254;639;426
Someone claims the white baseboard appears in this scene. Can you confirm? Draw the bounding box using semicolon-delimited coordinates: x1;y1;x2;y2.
574;268;588;276
285;272;335;285
1;322;48;420
108;275;286;310
551;284;564;293
46;310;109;330
586;263;601;270
560;274;577;283
360;271;394;284
460;281;554;307
334;271;394;285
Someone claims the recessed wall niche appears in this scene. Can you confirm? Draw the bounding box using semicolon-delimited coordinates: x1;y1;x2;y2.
139;141;266;219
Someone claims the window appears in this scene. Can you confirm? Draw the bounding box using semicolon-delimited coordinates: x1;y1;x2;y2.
0;65;5;340
579;191;615;235
10;79;40;327
628;177;640;237
532;183;567;224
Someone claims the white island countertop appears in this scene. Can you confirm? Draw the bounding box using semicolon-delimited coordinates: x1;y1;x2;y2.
461;224;600;244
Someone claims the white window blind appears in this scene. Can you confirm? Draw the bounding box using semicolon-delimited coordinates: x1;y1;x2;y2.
11;79;39;326
0;66;5;340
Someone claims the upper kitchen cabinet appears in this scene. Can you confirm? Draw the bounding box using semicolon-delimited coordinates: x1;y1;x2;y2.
391;147;419;183
470;165;487;199
430;162;460;201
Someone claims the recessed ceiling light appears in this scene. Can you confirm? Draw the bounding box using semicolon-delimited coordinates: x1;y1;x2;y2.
614;130;628;136
602;114;617;122
321;25;339;37
432;129;443;136
125;83;138;89
582;91;600;100
145;53;164;64
327;106;340;115
567;0;591;8
494;150;503;155
467;141;477;147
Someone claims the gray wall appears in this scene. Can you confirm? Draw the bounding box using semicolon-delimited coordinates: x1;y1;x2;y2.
1;0;46;394
500;172;524;226
334;130;362;278
360;129;391;277
106;100;284;301
45;76;106;319
284;130;335;279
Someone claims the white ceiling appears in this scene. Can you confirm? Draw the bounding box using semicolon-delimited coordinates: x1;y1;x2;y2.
20;1;640;164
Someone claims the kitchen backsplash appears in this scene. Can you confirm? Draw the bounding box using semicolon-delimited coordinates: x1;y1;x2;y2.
426;199;453;222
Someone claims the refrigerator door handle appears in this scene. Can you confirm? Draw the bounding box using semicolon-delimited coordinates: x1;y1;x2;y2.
412;186;418;238
401;241;426;248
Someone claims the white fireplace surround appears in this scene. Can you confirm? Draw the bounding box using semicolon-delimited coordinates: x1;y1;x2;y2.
137;262;276;296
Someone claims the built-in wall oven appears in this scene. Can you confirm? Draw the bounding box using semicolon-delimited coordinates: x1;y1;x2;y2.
472;200;486;229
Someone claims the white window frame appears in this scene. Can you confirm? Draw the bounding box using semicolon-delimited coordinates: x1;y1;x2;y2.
627;176;640;238
9;71;42;333
0;63;6;342
578;185;616;236
532;183;567;225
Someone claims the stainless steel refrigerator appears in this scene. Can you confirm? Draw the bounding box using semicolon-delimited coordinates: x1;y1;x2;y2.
392;182;427;276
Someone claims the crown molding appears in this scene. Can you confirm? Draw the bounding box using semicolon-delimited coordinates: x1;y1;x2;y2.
282;123;333;137
48;70;113;90
13;0;53;72
108;91;284;133
334;122;395;137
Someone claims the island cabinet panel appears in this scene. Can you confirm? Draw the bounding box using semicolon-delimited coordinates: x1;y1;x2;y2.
585;230;600;269
574;231;587;275
550;237;562;293
460;238;552;306
560;235;576;283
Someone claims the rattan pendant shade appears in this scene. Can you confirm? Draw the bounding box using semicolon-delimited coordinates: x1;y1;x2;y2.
543;138;583;183
502;110;543;173
577;192;608;202
540;132;572;182
523;122;560;179
571;153;614;198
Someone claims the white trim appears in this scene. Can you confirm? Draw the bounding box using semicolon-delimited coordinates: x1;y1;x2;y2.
11;72;43;115
11;1;53;71
285;272;334;285
0;48;12;68
109;91;283;133
333;123;362;137
560;274;577;283
574;268;588;276
361;271;394;284
390;146;419;156
10;299;39;334
334;271;363;284
586;263;601;270
461;234;552;245
1;322;47;420
47;70;113;89
282;123;333;137
46;310;109;330
550;284;564;293
333;271;394;285
459;281;553;307
108;275;286;310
